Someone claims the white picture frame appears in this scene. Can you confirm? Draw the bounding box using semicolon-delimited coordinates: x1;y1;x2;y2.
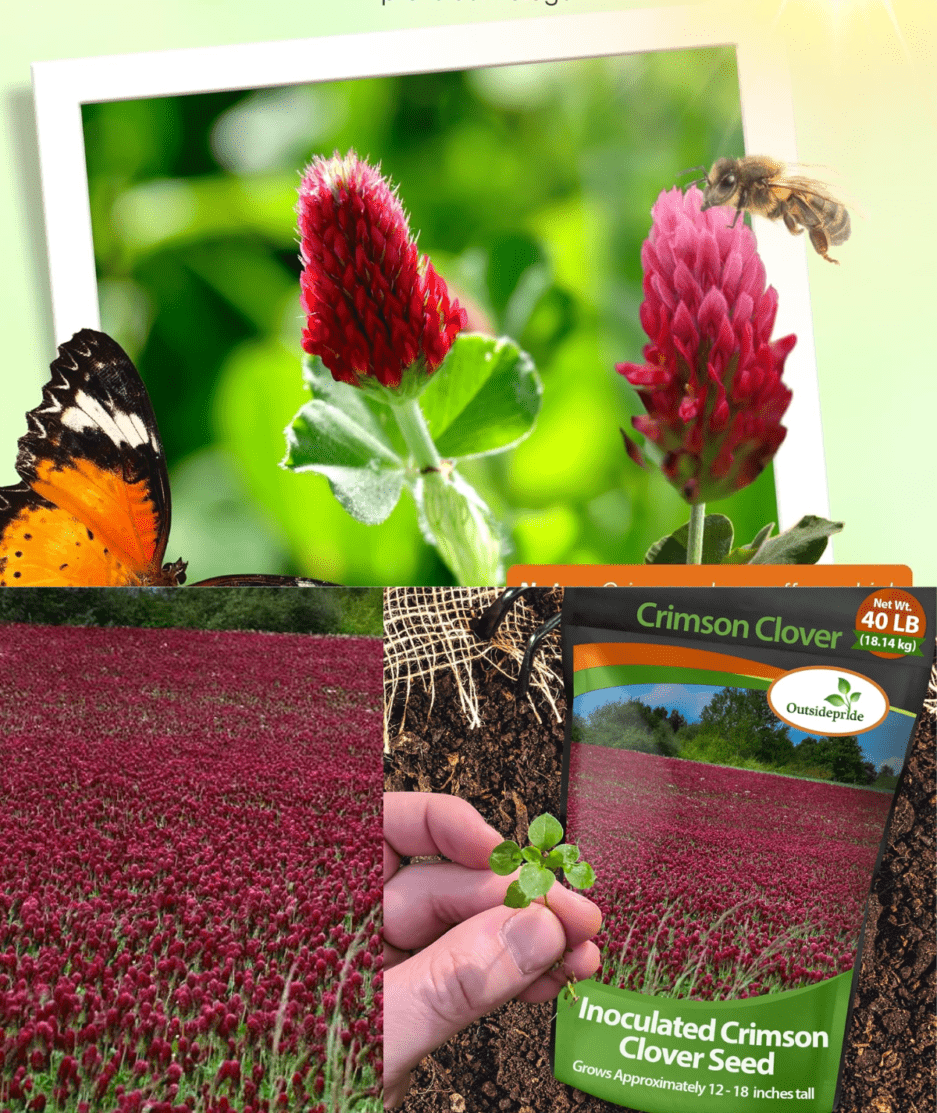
31;4;830;536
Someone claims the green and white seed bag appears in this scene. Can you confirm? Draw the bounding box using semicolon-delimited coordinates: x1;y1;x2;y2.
556;588;934;1113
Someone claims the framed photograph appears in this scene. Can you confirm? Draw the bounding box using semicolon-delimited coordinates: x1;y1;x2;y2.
30;8;828;585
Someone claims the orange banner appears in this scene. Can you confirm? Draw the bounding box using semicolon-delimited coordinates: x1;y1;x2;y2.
508;564;912;587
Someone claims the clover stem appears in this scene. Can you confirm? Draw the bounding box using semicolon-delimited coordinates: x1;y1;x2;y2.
686;502;706;564
392;396;442;471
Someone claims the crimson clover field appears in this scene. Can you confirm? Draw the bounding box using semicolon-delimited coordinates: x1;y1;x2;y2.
0;624;382;1113
567;745;891;1002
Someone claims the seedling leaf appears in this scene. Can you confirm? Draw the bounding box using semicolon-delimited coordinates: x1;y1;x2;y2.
825;694;846;707
565;861;597;890
528;813;563;851
544;844;580;870
490;813;599;916
519;863;555;900
504;880;530;908
562;980;580;1006
489;841;523;875
838;678;851;695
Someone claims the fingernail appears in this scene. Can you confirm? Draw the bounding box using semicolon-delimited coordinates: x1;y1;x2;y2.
500;906;565;975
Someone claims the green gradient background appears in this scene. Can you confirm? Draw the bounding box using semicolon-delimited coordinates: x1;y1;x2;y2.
3;0;936;581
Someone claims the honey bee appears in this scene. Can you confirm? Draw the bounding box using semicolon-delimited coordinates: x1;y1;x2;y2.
697;156;851;264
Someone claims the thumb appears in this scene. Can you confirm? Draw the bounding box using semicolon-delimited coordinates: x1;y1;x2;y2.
384;902;566;1107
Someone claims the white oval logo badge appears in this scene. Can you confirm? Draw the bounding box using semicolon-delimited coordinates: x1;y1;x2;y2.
768;666;889;736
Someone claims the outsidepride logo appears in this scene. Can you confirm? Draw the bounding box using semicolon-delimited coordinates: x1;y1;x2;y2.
768;667;889;736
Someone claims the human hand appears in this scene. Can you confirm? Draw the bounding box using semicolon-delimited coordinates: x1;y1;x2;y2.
383;792;602;1109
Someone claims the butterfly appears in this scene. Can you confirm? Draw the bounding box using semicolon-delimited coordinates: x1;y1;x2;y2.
0;329;332;587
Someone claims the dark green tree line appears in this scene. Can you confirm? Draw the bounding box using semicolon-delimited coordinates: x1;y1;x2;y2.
573;698;681;757
0;587;382;635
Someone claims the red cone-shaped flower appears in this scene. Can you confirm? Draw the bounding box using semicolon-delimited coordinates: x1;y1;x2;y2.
298;151;467;390
617;186;796;503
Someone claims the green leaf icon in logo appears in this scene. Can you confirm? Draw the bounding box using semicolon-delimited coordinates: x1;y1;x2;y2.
827;677;860;708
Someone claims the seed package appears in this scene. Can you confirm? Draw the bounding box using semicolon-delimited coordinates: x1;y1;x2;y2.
556;587;935;1113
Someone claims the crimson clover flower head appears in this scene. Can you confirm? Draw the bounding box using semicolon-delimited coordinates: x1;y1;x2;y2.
616;186;796;504
297;150;467;391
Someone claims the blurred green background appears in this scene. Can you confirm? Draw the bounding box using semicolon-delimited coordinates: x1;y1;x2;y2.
82;46;776;586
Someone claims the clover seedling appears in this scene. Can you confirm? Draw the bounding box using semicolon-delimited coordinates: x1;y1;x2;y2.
488;812;595;909
489;813;596;1006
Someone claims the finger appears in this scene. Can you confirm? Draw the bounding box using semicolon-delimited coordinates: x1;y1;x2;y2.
384;941;410;970
385;937;602;1033
384;839;401;884
384;902;567;1104
383;792;504;875
385;860;602;952
515;938;602;1003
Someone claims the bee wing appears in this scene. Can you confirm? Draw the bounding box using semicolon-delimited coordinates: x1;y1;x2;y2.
763;172;852;249
770;162;864;218
771;174;847;206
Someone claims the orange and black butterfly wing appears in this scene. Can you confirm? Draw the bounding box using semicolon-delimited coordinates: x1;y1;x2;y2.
0;329;181;586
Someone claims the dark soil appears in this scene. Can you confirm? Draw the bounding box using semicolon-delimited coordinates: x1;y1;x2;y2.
384;590;936;1113
837;704;936;1113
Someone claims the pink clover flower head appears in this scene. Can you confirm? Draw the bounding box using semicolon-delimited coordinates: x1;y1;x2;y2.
297;150;467;390
616;186;796;504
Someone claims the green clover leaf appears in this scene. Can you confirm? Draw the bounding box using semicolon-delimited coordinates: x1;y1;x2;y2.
519;863;555;900
565;861;597;890
544;844;580;871
488;814;597;911
489;841;523;875
504;880;530;908
528;813;564;852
